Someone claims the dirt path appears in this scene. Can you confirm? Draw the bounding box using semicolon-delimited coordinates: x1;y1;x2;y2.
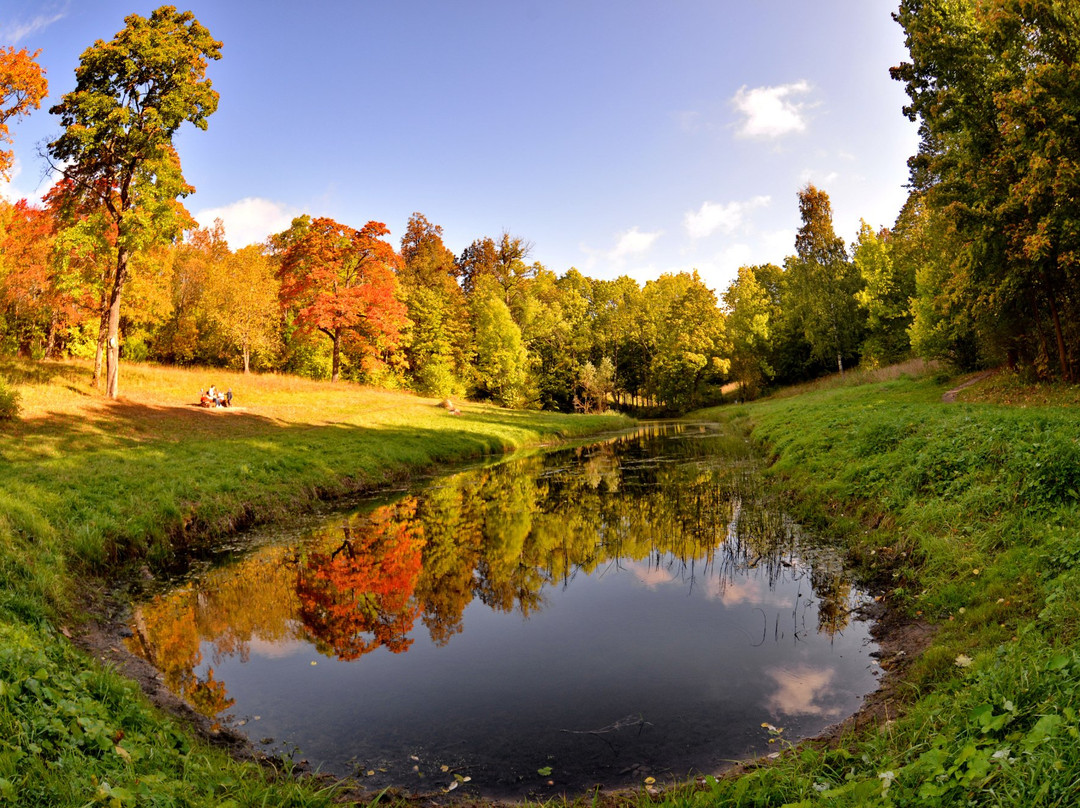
942;368;999;402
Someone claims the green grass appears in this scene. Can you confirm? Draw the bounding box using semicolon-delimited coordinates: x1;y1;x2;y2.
662;372;1080;806
10;356;1080;807
0;357;631;807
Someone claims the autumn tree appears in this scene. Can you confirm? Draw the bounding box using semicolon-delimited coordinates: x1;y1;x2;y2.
0;201;59;356
893;0;1080;377
785;185;864;375
48;6;221;397
277;216;406;382
204;244;280;372
0;47;47;180
398;213;470;395
152;220;226;363
296;506;426;661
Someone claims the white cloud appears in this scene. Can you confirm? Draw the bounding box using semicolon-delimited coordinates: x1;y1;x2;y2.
732;81;812;139
610;226;661;259
799;167;840;187
0;159;58;206
1;5;68;44
193;197;301;248
684;196;770;239
760;228;796;262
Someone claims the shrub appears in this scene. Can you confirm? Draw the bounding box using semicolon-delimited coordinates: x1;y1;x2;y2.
0;378;19;420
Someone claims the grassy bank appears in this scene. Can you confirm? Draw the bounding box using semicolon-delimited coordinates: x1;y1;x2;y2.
668;371;1080;806
0;358;630;807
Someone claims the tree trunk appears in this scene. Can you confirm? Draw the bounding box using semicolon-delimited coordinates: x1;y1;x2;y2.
1040;269;1071;381
44;313;57;359
105;246;130;399
93;299;108;387
243;342;250;374
331;328;341;382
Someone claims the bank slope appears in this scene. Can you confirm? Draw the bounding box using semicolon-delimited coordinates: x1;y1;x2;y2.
0;358;630;807
676;375;1080;806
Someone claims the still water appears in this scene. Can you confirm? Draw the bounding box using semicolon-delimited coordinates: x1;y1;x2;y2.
127;422;879;798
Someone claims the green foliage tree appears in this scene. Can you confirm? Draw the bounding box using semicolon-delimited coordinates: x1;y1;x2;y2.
398;213;471;396
48;6;221;398
785;184;864;375
893;0;1080;377
578;357;615;413
853;220;915;365
641;271;731;409
470;283;531;407
722;263;783;397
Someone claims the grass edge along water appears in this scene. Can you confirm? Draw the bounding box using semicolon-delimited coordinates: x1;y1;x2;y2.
0;357;629;807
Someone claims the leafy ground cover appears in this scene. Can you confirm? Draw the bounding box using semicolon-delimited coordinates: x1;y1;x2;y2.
0;358;629;807
662;370;1080;806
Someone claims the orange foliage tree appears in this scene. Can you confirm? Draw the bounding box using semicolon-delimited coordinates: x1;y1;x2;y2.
0;46;47;180
277;216;406;382
0;199;93;357
295;503;426;660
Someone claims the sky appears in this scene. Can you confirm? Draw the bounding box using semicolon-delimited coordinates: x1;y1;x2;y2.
1;0;920;296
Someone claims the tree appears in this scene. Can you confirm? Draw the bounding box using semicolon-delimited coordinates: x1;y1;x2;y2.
578;357;615;413
457;232;537;321
722;264;784;397
398;213;470;396
205;244;280;372
48;6;221;398
277;216;406;382
0;47;47;180
154;220;227;363
853;221;915;365
893;0;1080;377
470;285;531;407
785;185;864;375
641;271;731;409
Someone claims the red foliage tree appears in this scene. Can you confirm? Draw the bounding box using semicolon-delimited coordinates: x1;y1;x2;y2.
277;216;407;381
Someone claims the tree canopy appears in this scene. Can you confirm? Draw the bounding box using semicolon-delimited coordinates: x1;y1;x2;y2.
48;5;221;397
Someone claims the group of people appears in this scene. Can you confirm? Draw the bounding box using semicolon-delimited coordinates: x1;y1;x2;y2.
200;384;233;408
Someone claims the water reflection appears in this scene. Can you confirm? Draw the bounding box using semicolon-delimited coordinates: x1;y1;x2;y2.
127;423;876;797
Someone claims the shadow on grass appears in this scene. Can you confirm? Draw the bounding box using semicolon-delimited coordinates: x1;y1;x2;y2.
0;357;92;389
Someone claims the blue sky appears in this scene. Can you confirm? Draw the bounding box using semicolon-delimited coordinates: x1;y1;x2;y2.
2;0;919;295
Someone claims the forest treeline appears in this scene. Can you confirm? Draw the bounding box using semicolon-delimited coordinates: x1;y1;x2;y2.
1;0;1079;414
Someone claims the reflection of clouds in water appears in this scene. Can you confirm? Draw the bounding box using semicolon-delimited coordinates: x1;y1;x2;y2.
628;562;678;589
705;576;766;605
245;634;309;660
765;665;843;718
701;574;793;609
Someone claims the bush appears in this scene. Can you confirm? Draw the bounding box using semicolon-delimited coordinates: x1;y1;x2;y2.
0;379;19;420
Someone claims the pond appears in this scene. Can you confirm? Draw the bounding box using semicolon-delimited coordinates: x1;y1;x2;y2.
126;421;880;799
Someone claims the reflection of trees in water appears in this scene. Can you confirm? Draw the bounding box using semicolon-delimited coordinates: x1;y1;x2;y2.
128;423;857;717
295;501;424;660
